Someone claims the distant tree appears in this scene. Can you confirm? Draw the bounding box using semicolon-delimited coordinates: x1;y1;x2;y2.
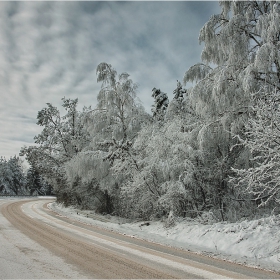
173;80;186;101
0;156;27;195
151;88;169;122
0;157;9;194
166;81;190;120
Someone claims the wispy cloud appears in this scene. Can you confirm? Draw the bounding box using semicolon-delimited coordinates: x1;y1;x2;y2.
0;1;220;158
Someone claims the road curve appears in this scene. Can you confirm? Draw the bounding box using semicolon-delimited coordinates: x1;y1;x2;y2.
1;198;280;279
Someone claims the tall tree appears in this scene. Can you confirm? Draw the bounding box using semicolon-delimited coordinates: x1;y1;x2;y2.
64;63;150;213
182;1;280;220
95;62;150;162
232;87;280;207
21;98;89;204
229;1;280;208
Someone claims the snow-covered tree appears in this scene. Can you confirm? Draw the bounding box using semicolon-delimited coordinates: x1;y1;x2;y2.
184;1;280;120
119;113;207;220
151;88;169;122
182;1;280;220
21;97;90;204
0;156;27;195
0;157;10;194
173;80;186;101
64;63;150;213
231;87;280;208
26;166;53;196
228;1;280;209
165;81;196;121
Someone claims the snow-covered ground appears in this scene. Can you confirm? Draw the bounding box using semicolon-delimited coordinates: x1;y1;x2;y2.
49;202;280;274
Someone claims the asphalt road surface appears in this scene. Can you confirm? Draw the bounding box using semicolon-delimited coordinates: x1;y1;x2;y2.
1;198;280;279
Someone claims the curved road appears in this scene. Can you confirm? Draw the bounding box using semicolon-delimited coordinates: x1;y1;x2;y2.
1;198;279;279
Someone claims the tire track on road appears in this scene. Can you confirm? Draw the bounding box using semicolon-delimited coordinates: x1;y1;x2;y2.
1;200;183;278
2;199;280;279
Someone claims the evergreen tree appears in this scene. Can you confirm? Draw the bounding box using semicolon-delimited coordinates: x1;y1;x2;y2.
173;80;186;101
0;156;27;195
26;166;53;195
166;81;189;120
151;88;169;122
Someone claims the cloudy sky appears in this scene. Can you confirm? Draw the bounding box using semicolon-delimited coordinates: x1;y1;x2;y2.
0;1;220;159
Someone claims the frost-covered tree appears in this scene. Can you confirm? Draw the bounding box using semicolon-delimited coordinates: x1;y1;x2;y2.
26;166;53;196
64;63;150;213
0;157;11;194
119;112;208;220
0;156;27;195
185;1;280;120
151;88;169;122
231;87;280;209
165;81;194;121
92;63;150;159
173;80;186;101
228;2;280;210
21;98;89;204
183;1;280;219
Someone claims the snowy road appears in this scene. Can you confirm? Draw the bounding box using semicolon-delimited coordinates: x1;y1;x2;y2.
1;198;279;279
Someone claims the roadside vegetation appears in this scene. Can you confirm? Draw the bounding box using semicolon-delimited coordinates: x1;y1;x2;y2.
0;156;52;196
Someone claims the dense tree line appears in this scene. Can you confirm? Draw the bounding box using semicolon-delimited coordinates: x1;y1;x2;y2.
0;156;52;196
21;1;280;221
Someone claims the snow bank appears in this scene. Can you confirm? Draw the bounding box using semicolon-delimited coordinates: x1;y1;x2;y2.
48;202;280;273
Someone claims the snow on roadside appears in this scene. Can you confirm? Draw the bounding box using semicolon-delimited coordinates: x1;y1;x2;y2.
48;202;280;273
